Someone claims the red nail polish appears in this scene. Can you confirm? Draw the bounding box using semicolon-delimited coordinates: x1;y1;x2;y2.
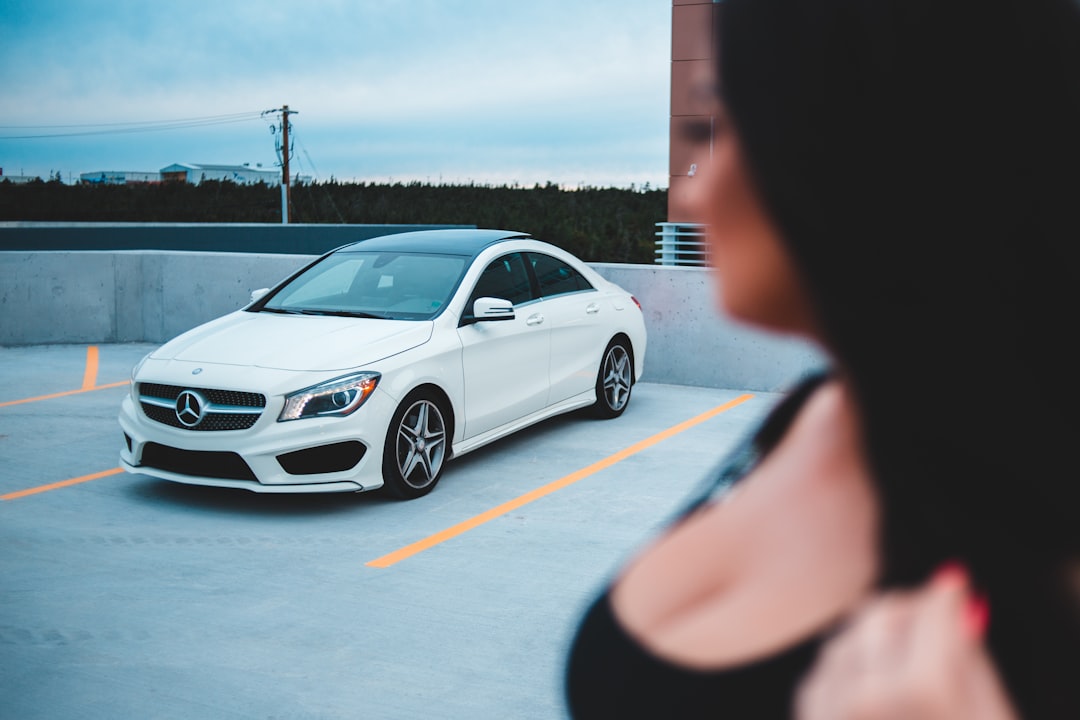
933;560;969;586
965;594;990;638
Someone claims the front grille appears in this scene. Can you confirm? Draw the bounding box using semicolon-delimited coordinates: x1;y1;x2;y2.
138;382;265;431
140;443;257;481
140;403;261;431
140;383;266;408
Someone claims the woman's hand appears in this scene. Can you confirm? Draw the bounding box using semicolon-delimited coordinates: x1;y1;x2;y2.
794;564;1018;720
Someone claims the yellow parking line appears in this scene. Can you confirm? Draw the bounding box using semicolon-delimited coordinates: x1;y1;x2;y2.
0;344;128;408
1;467;125;501
0;381;129;409
82;345;100;390
366;394;755;569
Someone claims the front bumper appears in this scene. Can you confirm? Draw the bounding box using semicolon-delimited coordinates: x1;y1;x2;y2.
118;385;397;494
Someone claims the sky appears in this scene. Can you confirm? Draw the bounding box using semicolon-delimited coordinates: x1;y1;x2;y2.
0;0;672;189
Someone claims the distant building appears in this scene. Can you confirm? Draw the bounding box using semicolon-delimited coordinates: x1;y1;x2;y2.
0;175;44;184
668;0;720;223
1;167;45;183
655;0;717;266
160;163;281;186
80;170;161;185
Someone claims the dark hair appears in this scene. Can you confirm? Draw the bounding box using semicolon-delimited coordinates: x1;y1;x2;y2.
717;0;1080;715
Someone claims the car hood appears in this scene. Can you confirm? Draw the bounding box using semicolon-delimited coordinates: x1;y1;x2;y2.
151;311;434;371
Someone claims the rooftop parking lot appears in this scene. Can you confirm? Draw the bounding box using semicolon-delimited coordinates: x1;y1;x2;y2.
1;343;784;720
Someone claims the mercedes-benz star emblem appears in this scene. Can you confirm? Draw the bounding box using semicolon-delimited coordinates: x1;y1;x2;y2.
175;390;207;428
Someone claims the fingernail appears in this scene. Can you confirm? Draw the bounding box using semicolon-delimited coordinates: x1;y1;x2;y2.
932;560;969;587
966;594;990;638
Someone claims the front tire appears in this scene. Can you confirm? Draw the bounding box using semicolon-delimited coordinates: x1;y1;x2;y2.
382;391;449;499
591;338;633;419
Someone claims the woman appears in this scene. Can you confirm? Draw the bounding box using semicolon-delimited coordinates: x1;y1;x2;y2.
564;0;1080;717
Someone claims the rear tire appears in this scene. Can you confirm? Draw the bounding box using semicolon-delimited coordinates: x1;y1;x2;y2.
382;391;449;499
591;338;633;419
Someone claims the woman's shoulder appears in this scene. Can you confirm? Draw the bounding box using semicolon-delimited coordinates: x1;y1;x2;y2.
681;368;835;510
754;369;835;453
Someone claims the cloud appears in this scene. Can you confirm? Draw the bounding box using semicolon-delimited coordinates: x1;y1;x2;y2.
0;0;671;188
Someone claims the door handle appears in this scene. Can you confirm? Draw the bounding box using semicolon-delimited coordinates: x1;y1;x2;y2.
526;314;545;326
585;303;600;314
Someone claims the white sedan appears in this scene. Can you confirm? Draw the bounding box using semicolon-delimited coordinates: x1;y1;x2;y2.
118;229;647;498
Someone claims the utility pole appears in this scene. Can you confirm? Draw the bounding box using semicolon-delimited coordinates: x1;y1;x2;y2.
264;105;299;224
281;105;292;224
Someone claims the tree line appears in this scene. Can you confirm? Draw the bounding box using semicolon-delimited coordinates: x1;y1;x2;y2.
0;178;667;264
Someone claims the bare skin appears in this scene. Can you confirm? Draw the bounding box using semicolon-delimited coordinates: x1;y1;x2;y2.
795;567;1019;720
610;376;878;669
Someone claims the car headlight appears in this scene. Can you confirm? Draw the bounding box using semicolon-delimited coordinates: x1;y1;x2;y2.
278;372;381;422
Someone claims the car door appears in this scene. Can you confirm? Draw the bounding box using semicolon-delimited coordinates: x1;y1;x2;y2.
526;252;605;405
457;252;550;439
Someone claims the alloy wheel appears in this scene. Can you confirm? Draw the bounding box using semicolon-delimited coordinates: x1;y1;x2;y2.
395;399;447;489
602;345;632;412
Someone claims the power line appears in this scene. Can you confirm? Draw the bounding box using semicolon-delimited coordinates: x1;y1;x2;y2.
0;112;262;129
0;112;265;140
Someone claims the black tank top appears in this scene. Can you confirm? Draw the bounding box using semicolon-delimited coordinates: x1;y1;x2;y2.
564;374;830;719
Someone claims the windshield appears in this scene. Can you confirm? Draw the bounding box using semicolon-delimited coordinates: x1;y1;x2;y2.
260;251;469;320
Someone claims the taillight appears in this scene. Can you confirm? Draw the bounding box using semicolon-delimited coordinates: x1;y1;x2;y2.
630;296;642;310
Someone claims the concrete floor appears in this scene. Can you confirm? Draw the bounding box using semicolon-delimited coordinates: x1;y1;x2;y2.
0;343;784;720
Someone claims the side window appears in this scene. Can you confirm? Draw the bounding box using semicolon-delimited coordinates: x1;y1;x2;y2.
528;252;594;298
469;253;534;307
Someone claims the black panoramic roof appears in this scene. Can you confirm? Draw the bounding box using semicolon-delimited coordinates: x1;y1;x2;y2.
337;229;531;257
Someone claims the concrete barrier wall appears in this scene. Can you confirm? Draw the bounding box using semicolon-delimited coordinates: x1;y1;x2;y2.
0;251;825;391
593;263;825;391
0;251;315;346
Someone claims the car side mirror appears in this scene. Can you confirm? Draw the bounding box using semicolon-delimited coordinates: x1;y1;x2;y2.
472;297;515;322
250;288;270;304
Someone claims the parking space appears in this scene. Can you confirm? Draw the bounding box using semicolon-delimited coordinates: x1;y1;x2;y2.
0;344;783;720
